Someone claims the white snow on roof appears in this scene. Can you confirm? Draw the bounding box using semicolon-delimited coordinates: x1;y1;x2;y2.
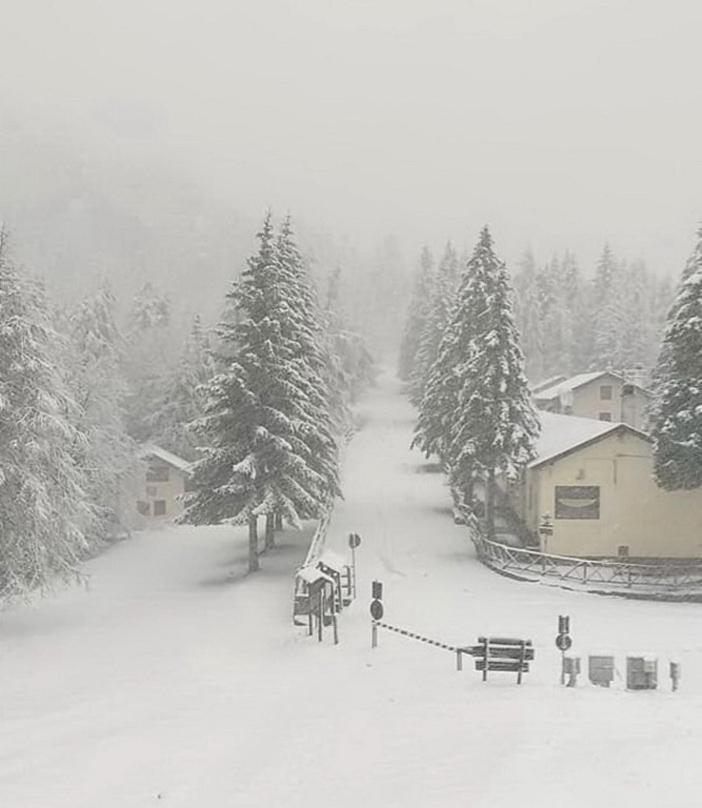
528;412;623;468
530;375;567;395
139;443;193;474
533;371;618;401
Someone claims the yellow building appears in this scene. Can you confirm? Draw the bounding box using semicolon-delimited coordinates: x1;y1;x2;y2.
515;413;702;559
137;444;192;521
533;371;650;430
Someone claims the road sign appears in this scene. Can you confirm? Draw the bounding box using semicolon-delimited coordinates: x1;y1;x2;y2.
372;580;383;600
558;615;570;635
555;633;572;652
348;532;361;549
370;599;384;620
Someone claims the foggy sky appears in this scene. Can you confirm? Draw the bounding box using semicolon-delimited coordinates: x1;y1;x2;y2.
2;0;702;275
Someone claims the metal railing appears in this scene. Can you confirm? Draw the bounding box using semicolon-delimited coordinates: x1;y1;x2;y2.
471;530;702;597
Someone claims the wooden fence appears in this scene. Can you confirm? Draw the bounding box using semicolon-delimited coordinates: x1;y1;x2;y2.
471;530;702;598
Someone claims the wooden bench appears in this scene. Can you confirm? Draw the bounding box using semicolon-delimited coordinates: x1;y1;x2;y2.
457;636;534;684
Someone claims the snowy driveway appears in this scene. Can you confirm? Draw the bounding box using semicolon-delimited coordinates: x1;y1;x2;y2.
2;371;702;807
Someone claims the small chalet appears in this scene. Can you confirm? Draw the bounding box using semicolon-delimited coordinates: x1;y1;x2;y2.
532;371;649;430
508;413;702;559
137;444;192;520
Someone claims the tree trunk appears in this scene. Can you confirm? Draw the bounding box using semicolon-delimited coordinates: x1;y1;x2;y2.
275;513;283;531
486;467;496;540
264;513;276;550
248;517;260;572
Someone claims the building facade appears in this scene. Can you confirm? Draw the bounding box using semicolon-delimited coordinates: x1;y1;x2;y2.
512;413;702;559
533;371;650;430
137;445;192;521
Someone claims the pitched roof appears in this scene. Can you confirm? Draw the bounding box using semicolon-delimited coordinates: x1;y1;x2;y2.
533;371;616;401
528;412;650;469
139;443;193;474
531;375;567;395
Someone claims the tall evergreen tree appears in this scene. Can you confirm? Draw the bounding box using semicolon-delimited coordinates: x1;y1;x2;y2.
181;214;334;571
651;228;702;490
409;241;459;405
123;282;175;441
68;287;137;539
148;314;215;461
0;232;92;598
414;227;539;537
398;246;434;381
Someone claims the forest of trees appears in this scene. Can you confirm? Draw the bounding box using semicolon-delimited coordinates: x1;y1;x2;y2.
0;214;375;597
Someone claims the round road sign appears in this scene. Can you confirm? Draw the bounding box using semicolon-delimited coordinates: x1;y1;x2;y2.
349;532;361;549
370;599;384;620
555;633;573;652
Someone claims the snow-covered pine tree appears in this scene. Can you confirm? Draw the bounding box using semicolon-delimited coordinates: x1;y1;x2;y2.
323;264;376;431
274;215;341;547
67;287;137;540
651;227;702;490
439;227;539;537
398;246;434;381
0;232;92;598
180;214;330;571
122;282;175;442
409;241;459;406
148;314;214;462
512;249;544;383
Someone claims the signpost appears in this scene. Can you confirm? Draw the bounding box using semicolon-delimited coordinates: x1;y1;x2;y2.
348;532;361;598
556;615;572;684
370;580;383;648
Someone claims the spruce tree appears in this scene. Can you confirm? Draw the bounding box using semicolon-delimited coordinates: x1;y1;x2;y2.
409;241;459;406
0;233;92;597
181;214;332;571
68;287;137;539
415;227;539;536
651;228;702;490
149;314;214;461
398;247;434;381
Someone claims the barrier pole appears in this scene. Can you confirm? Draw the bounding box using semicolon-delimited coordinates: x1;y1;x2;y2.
372;620;378;649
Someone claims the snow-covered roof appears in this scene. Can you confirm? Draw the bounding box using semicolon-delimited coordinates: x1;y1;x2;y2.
533;371;622;401
528;412;650;469
530;375;567;395
317;550;347;572
139;443;193;475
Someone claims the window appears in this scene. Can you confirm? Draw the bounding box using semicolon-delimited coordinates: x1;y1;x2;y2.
598;412;612;421
555;486;600;519
618;545;629;557
153;500;167;516
146;465;169;482
137;500;151;516
622;384;634;396
600;385;613;400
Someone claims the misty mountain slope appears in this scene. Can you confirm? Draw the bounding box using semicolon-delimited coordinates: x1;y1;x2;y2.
0;105;255;320
1;369;700;807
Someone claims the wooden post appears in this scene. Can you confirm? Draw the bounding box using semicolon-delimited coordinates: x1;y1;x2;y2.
482;637;489;682
351;544;357;599
517;641;525;685
456;650;463;671
307;590;314;636
317;589;324;642
486;467;496;540
264;513;276;551
332;614;339;645
248;517;260;572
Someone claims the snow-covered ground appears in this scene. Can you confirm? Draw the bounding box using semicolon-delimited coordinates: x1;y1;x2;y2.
2;371;702;807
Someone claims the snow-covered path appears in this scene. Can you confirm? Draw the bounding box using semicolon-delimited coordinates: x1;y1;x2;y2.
2;371;702;807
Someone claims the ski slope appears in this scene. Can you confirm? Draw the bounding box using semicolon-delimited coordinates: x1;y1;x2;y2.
1;371;701;807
